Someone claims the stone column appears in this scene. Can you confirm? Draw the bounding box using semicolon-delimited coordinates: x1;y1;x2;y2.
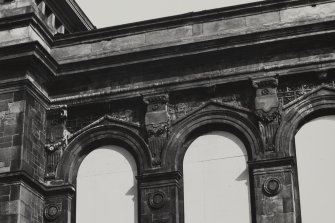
137;171;182;223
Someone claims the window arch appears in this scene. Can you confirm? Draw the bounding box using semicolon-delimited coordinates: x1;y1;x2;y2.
183;131;251;223
295;115;335;222
76;145;138;223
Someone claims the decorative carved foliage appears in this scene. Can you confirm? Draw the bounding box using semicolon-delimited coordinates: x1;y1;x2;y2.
147;122;169;137
66;109;135;133
278;80;335;106
45;108;140;180
255;108;281;124
109;109;134;122
169;94;244;121
169;101;205;121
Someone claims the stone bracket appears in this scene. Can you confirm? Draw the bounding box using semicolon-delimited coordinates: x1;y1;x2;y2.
252;76;281;152
143;93;170;167
45;105;69;180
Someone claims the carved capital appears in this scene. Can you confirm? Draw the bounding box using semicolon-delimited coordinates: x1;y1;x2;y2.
147;122;169;137
252;77;278;89
143;94;169;105
143;94;169;112
255;108;281;124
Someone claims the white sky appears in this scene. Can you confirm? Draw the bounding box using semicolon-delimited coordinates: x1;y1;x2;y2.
75;0;261;28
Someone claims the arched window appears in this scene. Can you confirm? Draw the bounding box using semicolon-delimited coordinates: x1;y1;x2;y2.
183;131;251;223
76;146;138;223
295;115;335;222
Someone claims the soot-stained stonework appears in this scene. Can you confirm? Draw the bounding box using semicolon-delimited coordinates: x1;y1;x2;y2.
2;0;335;222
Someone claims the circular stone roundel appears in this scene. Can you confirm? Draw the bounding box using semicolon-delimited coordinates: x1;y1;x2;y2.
44;204;60;221
148;191;166;209
263;178;282;196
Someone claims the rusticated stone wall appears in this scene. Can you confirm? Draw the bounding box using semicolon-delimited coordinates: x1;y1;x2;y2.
0;91;25;174
22;92;47;182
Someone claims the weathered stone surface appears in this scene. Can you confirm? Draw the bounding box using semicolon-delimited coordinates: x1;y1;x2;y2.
280;2;335;23
246;11;280;27
203;17;246;34
2;0;335;223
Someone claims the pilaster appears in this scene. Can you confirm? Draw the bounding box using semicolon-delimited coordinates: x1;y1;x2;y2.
137;171;182;223
250;158;297;223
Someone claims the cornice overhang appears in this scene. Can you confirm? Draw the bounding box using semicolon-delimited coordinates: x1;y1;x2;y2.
0;12;54;46
3;20;335;106
0;41;57;84
53;0;329;46
2;0;335;106
55;19;335;76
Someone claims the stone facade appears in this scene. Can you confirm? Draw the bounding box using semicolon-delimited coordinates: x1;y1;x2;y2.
1;0;335;222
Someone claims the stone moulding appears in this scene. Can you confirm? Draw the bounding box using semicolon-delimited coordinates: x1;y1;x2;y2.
44;203;61;221
148;191;166;209
55;121;150;185
263;177;283;196
45;114;141;152
44;114;144;180
276;86;335;156
164;101;263;170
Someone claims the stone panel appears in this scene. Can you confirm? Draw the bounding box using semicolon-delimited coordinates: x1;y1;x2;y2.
138;172;182;223
253;165;296;223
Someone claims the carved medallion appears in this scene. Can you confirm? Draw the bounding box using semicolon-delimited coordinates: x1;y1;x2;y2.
263;178;282;196
148;191;166;209
44;204;60;221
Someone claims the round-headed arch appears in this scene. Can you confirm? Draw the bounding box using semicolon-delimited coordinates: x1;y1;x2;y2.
56;124;150;185
164;109;263;171
275;90;335;156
